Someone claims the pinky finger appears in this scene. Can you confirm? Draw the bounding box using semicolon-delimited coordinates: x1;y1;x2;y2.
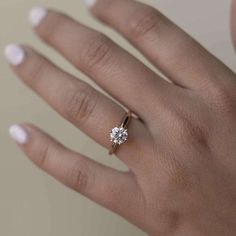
9;124;141;216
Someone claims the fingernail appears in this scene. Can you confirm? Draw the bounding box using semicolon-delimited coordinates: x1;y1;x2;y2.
9;125;29;145
29;6;47;27
83;0;97;8
4;44;25;66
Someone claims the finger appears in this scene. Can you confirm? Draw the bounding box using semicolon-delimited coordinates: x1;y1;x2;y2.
90;0;235;90
9;124;141;217
29;7;172;118
4;44;151;168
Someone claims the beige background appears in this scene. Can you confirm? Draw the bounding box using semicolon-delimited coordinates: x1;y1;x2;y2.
0;0;234;235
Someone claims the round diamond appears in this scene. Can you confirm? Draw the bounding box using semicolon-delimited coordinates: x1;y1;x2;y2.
110;127;128;145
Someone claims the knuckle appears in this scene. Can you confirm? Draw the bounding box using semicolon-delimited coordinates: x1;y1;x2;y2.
39;12;67;43
65;84;98;125
165;164;191;191
127;8;160;38
151;208;180;235
24;56;46;87
172;114;191;137
35;141;52;168
168;109;208;146
68;161;90;193
80;34;113;70
168;110;190;135
208;84;235;113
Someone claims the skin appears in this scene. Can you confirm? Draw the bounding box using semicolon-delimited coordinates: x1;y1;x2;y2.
8;0;236;235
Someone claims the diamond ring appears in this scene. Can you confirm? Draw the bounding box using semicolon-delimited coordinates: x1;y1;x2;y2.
109;111;132;155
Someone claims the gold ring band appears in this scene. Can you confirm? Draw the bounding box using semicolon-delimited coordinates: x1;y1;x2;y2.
109;111;132;155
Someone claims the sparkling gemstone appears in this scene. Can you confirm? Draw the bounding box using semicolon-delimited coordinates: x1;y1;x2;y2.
110;127;128;145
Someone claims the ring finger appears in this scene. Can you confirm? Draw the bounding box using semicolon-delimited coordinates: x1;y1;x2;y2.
5;45;151;168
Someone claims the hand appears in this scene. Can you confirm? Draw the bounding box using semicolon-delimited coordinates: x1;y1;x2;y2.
5;1;236;235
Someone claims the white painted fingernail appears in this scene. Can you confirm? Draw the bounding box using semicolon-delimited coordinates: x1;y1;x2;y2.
83;0;97;8
4;44;25;66
29;6;47;27
9;125;29;145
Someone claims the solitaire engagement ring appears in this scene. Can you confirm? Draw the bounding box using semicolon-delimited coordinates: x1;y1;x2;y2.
109;111;132;155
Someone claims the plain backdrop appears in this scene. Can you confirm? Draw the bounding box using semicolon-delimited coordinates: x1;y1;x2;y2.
0;0;234;235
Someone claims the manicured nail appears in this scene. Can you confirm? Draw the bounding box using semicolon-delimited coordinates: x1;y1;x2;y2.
29;6;47;27
9;125;29;145
4;44;25;66
83;0;97;8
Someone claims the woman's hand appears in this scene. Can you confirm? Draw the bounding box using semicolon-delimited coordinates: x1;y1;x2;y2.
5;0;236;235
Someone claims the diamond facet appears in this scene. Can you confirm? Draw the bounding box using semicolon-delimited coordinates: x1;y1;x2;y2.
110;127;128;145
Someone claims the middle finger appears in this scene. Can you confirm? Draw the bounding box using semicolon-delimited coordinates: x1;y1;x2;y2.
30;8;173;121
